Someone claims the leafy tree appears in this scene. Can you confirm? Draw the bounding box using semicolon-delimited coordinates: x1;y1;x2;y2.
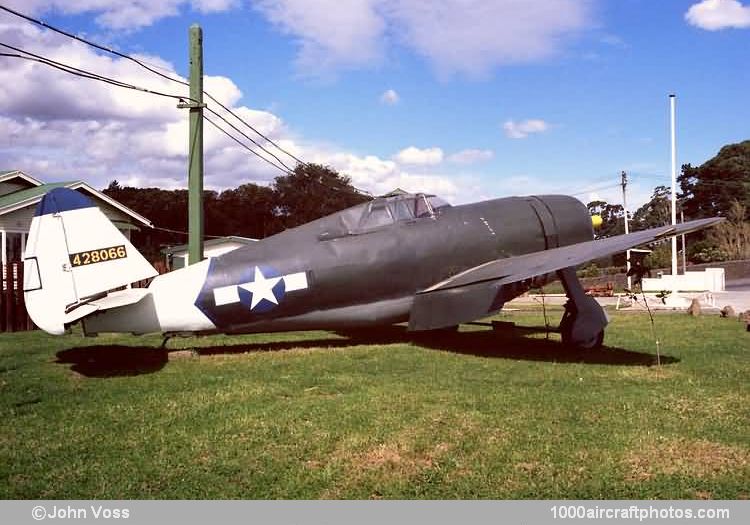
212;184;279;239
706;200;750;261
102;163;369;260
678;140;750;220
586;200;625;238
631;185;671;231
272;163;371;229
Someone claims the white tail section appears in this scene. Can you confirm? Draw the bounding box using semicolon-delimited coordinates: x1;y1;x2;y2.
24;187;157;334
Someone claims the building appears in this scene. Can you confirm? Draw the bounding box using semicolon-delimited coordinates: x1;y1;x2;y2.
162;236;257;270
0;170;152;265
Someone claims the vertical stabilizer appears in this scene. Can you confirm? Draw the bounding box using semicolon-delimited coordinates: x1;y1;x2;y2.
24;188;157;334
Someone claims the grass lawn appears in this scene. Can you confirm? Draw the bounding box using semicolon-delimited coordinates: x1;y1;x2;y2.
1;309;748;499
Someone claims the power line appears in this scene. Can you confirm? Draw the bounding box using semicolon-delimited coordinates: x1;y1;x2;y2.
205;107;296;172
202;92;307;166
150;224;224;239
0;3;306;168
569;183;621;197
0;43;185;102
2;45;369;198
0;43;300;178
1;7;372;198
203;114;293;175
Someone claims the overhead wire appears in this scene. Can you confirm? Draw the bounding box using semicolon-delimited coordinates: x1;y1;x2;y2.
204;107;296;172
1;44;369;199
150;225;225;239
569;183;622;197
203;114;293;175
0;4;374;197
0;43;304;179
0;43;185;102
0;3;307;168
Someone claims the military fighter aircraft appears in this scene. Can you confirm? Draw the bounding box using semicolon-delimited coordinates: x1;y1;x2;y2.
24;187;721;349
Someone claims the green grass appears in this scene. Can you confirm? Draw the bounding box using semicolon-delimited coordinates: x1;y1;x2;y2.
1;310;748;499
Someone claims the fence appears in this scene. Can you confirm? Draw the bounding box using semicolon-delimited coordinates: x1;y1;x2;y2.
1;259;169;333
1;261;34;332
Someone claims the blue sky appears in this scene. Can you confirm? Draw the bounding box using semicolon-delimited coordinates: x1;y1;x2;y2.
0;0;748;207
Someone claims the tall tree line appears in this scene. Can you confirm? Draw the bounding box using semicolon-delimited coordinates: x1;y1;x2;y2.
589;139;749;264
104;163;369;261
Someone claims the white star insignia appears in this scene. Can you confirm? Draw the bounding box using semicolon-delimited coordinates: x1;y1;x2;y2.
212;268;309;309
239;266;282;309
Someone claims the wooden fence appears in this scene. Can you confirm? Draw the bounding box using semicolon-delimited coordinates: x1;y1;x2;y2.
1;261;34;332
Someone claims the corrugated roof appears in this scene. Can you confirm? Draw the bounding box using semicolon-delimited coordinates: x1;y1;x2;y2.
0;181;73;210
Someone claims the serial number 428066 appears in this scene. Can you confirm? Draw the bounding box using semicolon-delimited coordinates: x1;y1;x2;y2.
69;245;127;267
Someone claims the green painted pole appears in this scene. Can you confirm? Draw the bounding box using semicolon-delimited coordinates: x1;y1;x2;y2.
187;24;204;265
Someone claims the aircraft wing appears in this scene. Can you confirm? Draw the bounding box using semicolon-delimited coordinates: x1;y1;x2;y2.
408;217;723;331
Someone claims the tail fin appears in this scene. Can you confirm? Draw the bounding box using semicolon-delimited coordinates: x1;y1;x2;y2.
24;187;157;334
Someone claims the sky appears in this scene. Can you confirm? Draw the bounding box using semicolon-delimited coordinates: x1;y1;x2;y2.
0;0;748;208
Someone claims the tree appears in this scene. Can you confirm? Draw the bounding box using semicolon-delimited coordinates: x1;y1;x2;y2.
679;140;750;220
214;183;279;238
631;185;671;231
706;200;750;261
586;200;624;238
272;163;370;229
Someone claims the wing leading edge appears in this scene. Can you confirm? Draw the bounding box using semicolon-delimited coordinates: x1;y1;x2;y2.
408;217;723;331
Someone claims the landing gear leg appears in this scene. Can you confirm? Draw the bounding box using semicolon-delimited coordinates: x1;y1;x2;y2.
556;267;608;350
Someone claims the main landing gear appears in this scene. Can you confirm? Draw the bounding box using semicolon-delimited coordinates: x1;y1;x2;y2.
556;267;609;350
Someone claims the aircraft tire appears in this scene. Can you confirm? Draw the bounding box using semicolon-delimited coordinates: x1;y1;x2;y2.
559;307;605;351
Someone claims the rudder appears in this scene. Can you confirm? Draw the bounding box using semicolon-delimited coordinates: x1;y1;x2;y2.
24;187;157;334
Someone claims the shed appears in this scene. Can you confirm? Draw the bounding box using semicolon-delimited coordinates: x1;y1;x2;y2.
162;236;257;270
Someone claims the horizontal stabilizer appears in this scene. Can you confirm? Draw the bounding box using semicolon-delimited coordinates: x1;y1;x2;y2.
64;288;151;324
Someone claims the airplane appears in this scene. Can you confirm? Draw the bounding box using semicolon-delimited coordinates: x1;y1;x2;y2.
24;187;721;350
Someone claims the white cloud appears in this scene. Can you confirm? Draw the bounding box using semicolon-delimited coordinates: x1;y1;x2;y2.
448;149;494;164
3;1;592;76
380;89;400;105
685;0;750;30
503;119;549;139
393;146;444;166
382;0;590;77
1;0;238;31
251;0;385;74
0;20;473;203
252;0;591;77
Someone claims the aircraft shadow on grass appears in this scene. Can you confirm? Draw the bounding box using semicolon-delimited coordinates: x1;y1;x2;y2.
55;323;678;378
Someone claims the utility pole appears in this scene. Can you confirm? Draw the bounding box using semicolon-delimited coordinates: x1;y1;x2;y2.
178;24;205;265
621;170;631;290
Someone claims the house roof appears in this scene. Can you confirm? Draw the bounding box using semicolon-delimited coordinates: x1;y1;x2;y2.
162;236;257;255
0;182;72;210
0;170;44;187
0;179;152;227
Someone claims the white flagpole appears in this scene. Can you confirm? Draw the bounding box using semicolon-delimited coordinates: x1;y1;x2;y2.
669;94;678;282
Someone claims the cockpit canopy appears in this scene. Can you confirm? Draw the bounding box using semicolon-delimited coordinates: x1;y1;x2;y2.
317;192;452;241
358;193;451;231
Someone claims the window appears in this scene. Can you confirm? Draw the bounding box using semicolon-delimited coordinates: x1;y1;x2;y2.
390;199;414;221
359;201;394;230
427;196;451;212
414;195;433;218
